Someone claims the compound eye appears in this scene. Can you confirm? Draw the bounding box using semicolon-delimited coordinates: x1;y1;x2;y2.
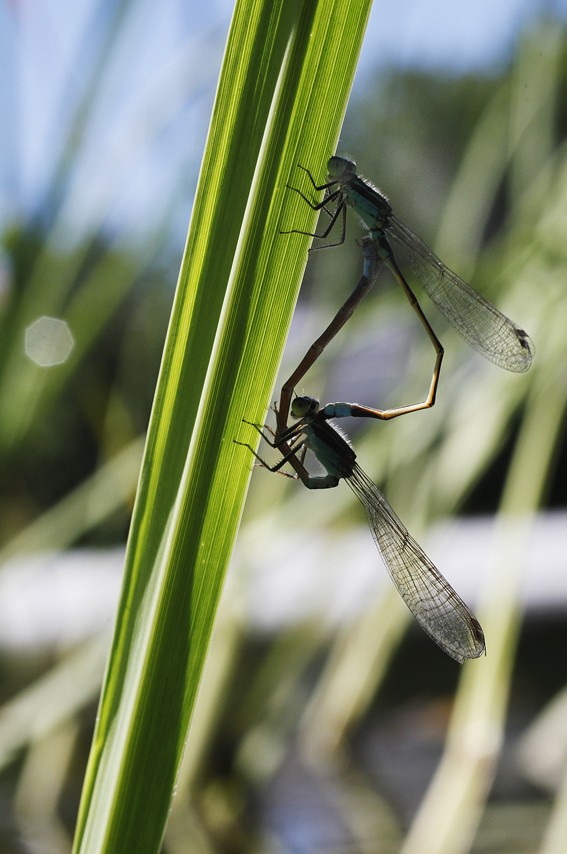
327;156;356;179
291;396;318;418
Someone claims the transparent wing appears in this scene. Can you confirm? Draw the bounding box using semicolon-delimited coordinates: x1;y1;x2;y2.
388;215;534;373
347;464;485;663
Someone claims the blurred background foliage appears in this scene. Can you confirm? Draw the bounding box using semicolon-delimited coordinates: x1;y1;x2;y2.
2;2;567;853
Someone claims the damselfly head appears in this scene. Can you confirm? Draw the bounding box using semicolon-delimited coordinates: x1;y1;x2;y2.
327;156;356;181
291;395;319;419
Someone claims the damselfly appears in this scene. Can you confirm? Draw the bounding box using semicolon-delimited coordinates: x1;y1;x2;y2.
237;396;485;664
284;157;534;373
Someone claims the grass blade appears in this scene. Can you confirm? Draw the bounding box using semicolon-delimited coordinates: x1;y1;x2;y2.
72;2;373;852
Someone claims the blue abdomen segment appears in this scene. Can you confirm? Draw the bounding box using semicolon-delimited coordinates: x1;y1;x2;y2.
322;403;354;419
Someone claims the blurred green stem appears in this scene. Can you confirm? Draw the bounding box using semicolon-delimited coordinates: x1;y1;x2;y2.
400;360;567;854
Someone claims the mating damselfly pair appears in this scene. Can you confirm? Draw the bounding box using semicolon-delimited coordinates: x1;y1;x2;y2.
237;157;534;664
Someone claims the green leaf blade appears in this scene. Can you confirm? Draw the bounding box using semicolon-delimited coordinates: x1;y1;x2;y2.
73;1;373;852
